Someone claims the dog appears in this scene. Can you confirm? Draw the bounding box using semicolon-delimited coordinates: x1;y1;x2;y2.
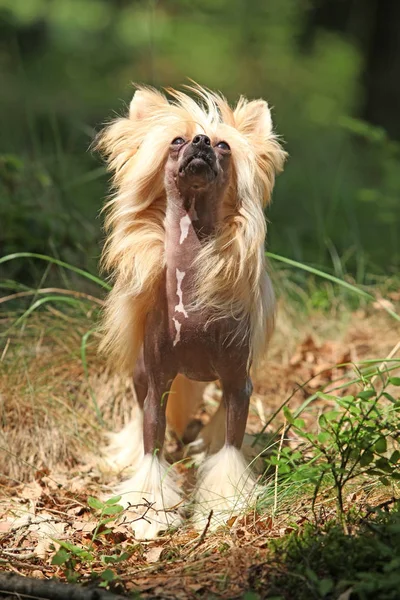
96;84;285;539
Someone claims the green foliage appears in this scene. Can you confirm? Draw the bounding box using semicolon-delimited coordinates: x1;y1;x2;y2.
51;495;129;587
268;379;400;521
249;503;400;599
1;0;399;281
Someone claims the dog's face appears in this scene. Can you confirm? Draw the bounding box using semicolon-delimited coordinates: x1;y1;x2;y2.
165;131;232;195
98;85;286;212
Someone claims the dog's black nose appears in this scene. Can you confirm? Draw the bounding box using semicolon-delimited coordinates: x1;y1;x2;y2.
192;134;211;147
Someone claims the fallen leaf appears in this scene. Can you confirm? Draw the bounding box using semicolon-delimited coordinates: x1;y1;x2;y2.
31;570;46;579
20;481;43;502
146;546;164;563
27;514;68;559
0;520;13;533
73;520;97;533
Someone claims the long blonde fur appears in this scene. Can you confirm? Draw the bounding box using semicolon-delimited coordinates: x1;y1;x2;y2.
97;84;286;372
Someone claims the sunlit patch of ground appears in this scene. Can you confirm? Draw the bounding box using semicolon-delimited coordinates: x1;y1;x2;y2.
0;300;399;598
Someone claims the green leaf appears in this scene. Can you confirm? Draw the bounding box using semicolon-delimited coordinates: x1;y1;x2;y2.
87;496;104;510
383;392;397;403
375;457;392;473
390;450;400;464
283;406;294;425
316;392;339;402
51;549;70;565
101;568;117;582
55;540;94;561
374;437;387;454
319;578;334;595
99;517;119;525
278;463;291;474
99;551;132;565
102;504;124;516
104;495;122;506
358;389;376;400
323;410;341;421
389;377;400;386
305;567;319;583
360;450;374;467
341;395;355;404
317;432;331;444
379;477;390;486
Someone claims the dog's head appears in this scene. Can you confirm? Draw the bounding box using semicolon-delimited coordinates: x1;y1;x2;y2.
97;84;286;211
166;132;230;196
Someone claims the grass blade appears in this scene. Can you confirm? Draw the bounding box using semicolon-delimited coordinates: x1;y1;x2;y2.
267;252;400;322
0;253;111;291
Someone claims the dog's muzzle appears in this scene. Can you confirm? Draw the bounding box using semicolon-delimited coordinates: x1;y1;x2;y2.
179;137;218;180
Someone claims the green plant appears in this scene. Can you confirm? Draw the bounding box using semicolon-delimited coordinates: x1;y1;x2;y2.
249;503;400;600
269;376;400;525
51;496;129;586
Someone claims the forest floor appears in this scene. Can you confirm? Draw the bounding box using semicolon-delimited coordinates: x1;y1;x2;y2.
1;291;400;599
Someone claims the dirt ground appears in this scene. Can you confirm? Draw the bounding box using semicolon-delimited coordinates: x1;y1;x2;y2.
1;302;399;598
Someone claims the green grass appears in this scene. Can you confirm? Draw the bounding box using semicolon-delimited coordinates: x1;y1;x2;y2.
1;253;399;598
247;502;400;600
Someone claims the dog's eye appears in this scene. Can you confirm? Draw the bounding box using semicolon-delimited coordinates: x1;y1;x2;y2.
216;141;230;151
171;137;185;146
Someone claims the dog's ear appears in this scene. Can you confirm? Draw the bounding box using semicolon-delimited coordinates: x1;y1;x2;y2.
129;88;168;121
233;98;272;139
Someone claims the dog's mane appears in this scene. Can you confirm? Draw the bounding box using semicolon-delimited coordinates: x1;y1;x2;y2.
96;84;286;373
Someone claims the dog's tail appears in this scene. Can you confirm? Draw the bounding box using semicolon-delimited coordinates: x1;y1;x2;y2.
166;375;207;440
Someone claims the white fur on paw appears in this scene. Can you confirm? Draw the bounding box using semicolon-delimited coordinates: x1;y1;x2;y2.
193;446;257;530
99;412;144;474
115;454;184;540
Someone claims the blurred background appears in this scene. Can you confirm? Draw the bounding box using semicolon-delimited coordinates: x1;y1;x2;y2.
1;0;399;287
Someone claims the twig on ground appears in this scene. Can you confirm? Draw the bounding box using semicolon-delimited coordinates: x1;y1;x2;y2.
364;496;398;518
1;550;36;560
0;572;127;600
273;420;286;517
182;510;213;558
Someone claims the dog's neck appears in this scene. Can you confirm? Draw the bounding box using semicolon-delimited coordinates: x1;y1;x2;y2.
164;187;220;328
164;187;220;269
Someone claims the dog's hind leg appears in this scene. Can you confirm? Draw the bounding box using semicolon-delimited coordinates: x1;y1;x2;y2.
99;352;147;474
194;373;256;529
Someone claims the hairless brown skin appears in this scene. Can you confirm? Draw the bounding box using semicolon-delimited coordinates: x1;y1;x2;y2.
134;133;252;460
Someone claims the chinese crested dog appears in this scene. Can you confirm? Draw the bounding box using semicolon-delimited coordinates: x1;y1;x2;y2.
97;84;285;538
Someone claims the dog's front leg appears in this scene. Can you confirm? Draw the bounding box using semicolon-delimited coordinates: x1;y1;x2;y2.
193;374;257;529
115;370;184;539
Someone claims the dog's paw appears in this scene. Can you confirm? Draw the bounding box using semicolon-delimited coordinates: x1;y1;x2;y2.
120;503;183;540
192;446;257;531
114;455;184;540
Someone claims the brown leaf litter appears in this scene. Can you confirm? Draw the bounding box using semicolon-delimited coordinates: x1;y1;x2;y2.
0;307;399;598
